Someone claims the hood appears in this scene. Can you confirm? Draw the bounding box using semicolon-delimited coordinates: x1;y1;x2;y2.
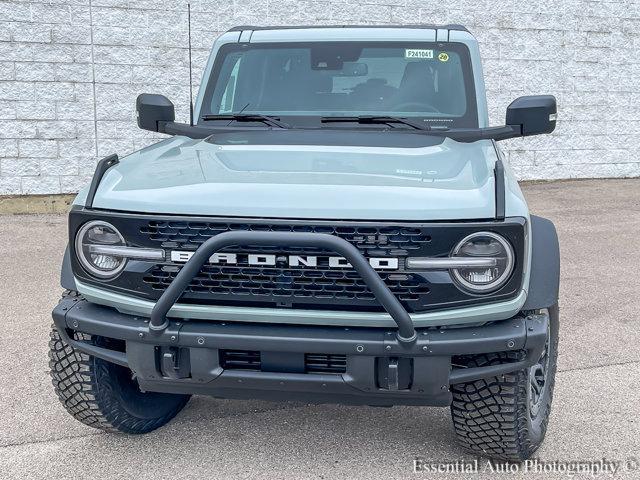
84;133;500;221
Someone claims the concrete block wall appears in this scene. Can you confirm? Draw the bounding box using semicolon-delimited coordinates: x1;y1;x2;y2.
1;0;639;195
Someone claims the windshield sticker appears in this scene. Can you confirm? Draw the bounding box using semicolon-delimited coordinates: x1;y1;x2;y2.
405;49;433;59
438;52;450;62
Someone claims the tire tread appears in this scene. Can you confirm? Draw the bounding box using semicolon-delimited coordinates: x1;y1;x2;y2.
49;292;188;434
450;308;558;462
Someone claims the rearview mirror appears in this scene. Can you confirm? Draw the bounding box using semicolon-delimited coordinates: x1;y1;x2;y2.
136;93;175;132
506;95;557;136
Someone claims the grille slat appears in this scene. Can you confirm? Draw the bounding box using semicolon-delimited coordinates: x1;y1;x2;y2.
144;265;428;304
305;354;347;374
141;221;431;254
220;351;346;375
220;350;261;370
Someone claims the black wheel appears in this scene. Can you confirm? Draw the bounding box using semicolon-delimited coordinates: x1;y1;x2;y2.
49;324;190;434
450;304;559;461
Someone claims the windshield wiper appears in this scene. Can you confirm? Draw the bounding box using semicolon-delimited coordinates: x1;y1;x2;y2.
201;113;290;129
321;116;521;143
321;115;433;130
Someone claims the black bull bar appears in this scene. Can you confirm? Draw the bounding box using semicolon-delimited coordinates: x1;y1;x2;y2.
148;231;418;344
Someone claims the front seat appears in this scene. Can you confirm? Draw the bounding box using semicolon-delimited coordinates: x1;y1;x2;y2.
393;62;437;110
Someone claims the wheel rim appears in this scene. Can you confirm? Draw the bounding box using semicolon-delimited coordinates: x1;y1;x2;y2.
528;326;551;418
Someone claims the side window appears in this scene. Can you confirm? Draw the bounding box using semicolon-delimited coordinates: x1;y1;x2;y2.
219;57;241;113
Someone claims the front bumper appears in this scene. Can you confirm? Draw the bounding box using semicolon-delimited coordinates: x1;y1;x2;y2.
52;296;548;407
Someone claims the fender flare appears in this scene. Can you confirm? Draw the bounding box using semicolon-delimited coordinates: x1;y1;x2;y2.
522;215;560;310
61;245;77;291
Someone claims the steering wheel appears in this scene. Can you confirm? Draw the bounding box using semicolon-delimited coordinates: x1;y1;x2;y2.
393;102;440;113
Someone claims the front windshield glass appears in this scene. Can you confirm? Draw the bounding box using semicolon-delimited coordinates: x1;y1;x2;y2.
200;42;478;128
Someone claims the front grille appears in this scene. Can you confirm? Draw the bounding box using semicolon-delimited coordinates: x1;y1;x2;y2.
219;350;261;370
140;220;433;311
140;221;431;255
305;353;347;374
143;265;430;304
219;350;347;375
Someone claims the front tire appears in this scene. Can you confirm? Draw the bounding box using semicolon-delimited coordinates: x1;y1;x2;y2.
450;304;559;461
49;326;190;434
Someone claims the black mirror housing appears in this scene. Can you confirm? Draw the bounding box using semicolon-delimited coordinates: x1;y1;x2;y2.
136;94;175;132
506;95;557;136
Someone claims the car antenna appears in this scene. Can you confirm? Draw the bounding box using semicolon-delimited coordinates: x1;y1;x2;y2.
187;3;194;126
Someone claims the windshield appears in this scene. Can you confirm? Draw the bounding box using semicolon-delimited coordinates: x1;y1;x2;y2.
200;42;478;128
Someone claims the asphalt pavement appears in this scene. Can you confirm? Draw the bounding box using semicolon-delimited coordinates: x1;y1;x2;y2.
0;179;639;479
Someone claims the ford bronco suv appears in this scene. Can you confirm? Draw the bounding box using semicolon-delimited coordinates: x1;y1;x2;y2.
50;25;560;461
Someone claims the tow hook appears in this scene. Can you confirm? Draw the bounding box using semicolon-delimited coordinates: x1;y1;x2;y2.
159;346;190;379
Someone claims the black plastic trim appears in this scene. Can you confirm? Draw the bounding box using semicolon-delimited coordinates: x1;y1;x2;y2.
494;159;505;220
51;297;548;406
85;154;118;209
53;299;128;367
522;215;560;310
159;121;215;139
60;245;77;291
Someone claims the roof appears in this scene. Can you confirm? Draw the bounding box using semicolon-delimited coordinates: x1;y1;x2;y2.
227;24;469;33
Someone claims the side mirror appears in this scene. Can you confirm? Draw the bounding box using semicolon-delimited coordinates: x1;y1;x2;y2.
506;95;557;136
136;93;175;132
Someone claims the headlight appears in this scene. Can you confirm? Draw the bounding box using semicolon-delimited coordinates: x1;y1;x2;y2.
451;232;514;293
75;220;127;278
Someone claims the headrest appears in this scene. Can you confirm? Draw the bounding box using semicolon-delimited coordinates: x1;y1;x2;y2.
400;62;436;95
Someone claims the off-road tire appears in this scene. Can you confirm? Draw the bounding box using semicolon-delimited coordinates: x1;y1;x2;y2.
49;309;190;433
450;304;559;461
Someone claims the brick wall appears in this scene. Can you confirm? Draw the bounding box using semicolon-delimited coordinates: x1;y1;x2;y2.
1;0;639;195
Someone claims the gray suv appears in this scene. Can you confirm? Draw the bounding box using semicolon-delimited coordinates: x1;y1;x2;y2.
50;25;559;461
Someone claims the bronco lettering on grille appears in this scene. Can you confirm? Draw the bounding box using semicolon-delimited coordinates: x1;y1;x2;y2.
169;251;399;270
